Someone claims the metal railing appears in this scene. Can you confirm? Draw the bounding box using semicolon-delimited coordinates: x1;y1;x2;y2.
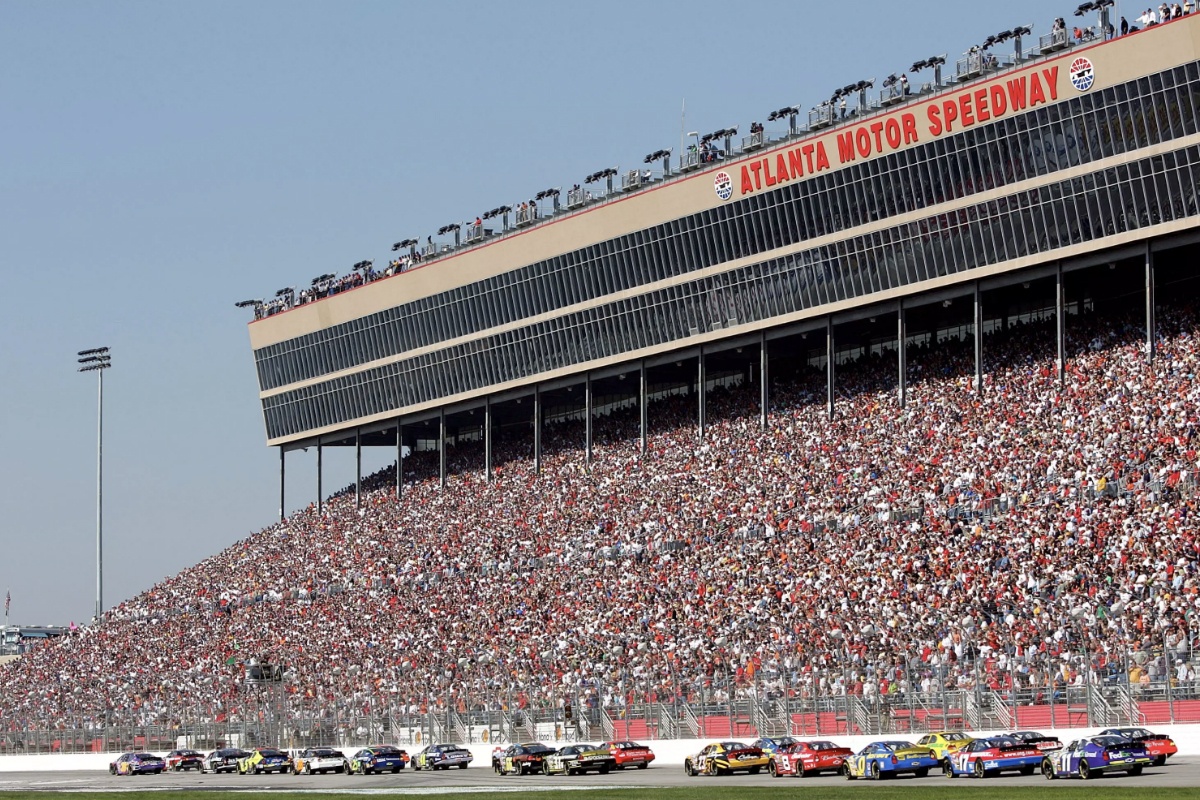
808;104;835;130
1039;28;1070;52
741;130;765;151
621;170;648;191
566;187;590;209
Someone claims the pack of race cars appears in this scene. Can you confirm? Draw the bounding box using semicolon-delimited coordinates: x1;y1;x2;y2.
102;726;1180;782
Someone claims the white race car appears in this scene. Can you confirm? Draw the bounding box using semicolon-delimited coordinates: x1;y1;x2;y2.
293;747;347;775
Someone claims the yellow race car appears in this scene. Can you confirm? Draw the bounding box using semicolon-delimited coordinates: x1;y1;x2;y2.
684;741;769;776
916;731;974;760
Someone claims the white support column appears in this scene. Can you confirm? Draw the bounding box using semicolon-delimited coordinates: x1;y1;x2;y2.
760;332;769;430
826;317;835;420
639;362;648;456
585;375;593;465
897;301;907;409
974;282;984;393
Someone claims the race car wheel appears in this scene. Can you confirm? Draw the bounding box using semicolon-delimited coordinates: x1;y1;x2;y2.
944;758;955;778
843;763;855;780
599;766;609;775
916;767;929;778
749;766;761;775
768;760;779;777
1129;766;1144;776
1021;765;1035;776
684;759;695;777
637;763;648;769
1079;761;1092;780
868;761;881;780
392;767;400;774
1154;756;1167;767
973;759;984;779
109;766;116;775
458;764;468;769
303;764;311;775
705;760;717;776
1042;759;1056;779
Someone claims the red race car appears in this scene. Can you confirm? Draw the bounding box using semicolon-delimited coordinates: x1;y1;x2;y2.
600;740;655;769
164;748;204;771
1099;727;1178;766
770;740;853;777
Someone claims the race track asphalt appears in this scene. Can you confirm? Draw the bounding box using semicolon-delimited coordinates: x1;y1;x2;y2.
2;758;1200;791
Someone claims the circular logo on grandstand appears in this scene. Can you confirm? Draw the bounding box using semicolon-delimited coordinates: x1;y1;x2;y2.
1069;57;1095;92
714;171;733;201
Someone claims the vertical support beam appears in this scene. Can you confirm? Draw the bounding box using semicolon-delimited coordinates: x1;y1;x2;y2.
897;301;907;409
1056;263;1066;384
396;421;403;499
439;409;447;489
639;361;648;456
317;442;323;513
533;387;542;474
697;347;706;439
354;428;362;509
760;332;769;429
826;317;835;420
278;447;285;522
1146;242;1156;362
484;398;493;481
585;374;593;465
974;282;984;393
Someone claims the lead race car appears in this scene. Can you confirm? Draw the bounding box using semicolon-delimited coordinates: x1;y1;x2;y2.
843;740;939;780
684;741;768;776
109;752;165;775
942;735;1043;778
1041;735;1152;780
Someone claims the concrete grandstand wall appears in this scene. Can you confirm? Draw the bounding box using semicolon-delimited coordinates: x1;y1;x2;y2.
3;722;1200;771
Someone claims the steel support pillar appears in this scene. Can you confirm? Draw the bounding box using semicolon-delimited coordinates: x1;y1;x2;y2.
533;387;542;474
826;317;835;420
1056;263;1066;384
439;409;447;489
697;348;706;439
585;375;593;465
897;301;907;409
639;362;648;456
484;398;493;480
760;332;769;429
316;442;323;512
354;428;362;509
396;421;403;499
974;282;983;393
1146;243;1156;362
278;448;285;522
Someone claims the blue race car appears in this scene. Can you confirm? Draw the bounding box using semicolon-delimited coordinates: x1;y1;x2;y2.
109;752;166;775
411;743;472;770
843;740;939;780
1041;735;1152;780
942;736;1044;778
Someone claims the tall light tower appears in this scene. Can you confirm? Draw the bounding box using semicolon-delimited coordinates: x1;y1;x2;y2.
77;346;111;622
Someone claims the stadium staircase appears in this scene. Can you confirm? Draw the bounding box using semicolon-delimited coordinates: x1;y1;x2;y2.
752;700;790;738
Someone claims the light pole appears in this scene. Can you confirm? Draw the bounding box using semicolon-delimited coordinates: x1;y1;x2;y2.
77;347;111;622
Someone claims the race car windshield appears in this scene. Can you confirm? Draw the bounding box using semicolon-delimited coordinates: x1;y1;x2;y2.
134;753;158;759
984;737;1018;747
312;749;336;756
613;742;639;749
942;733;971;741
775;737;798;745
809;741;840;750
374;747;401;755
258;749;285;758
1094;735;1131;747
883;741;915;750
526;745;555;754
720;742;751;750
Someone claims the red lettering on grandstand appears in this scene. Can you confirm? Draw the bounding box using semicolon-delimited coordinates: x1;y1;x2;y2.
738;55;1072;196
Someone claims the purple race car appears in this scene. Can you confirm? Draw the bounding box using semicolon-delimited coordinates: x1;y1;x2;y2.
1041;735;1152;780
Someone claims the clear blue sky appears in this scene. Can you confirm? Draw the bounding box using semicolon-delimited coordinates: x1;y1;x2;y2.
1;0;1090;624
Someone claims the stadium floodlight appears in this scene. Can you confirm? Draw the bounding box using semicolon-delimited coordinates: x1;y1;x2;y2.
392;239;417;251
275;287;294;298
311;273;336;285
534;188;559;200
352;260;373;271
77;345;112;624
233;299;260;309
1074;2;1095;16
911;54;947;88
584;168;618;184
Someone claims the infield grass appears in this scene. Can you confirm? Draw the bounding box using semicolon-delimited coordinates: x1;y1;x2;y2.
0;789;1197;799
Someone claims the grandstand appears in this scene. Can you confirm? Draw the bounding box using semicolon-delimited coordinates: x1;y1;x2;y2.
1;5;1200;754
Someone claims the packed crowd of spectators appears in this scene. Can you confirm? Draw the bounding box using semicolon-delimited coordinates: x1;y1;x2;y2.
3;304;1199;734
